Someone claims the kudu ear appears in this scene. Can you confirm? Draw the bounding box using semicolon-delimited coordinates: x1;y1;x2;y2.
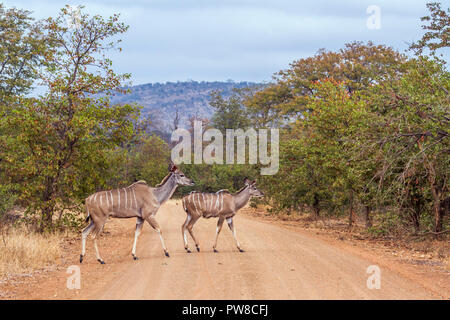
251;179;257;185
168;161;178;172
244;178;251;186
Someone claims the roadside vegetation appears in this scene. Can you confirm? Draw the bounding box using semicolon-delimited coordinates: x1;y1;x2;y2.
183;2;449;238
0;3;448;276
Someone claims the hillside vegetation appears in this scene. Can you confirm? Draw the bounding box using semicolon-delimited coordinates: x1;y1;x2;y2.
109;81;260;132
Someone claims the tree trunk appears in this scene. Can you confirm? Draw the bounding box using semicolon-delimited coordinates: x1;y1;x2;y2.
440;197;449;220
431;185;443;233
348;190;354;227
39;177;56;232
312;194;320;219
363;205;372;228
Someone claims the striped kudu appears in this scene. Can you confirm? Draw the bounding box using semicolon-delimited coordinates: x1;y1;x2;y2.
80;163;194;264
181;178;263;253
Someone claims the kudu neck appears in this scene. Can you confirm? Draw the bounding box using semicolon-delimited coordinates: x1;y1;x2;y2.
233;187;251;211
153;174;177;205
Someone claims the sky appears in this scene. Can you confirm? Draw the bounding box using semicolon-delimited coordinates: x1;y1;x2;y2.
3;0;446;86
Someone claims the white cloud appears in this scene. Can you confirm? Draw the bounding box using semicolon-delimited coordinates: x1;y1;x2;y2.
3;0;446;84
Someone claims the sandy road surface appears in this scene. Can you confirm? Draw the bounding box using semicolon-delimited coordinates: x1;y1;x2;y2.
69;200;440;300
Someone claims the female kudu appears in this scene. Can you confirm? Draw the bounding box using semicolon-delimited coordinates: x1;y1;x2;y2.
181;178;263;253
80;163;194;264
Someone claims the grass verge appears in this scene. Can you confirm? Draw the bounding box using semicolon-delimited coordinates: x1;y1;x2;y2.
0;228;61;277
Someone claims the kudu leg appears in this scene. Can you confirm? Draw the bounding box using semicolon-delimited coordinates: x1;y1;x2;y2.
227;218;244;252
213;217;225;253
182;214;192;252
147;216;170;257
93;222;106;264
80;221;95;263
187;216;201;252
131;217;144;260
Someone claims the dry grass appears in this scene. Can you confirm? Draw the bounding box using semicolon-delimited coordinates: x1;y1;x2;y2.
0;228;61;277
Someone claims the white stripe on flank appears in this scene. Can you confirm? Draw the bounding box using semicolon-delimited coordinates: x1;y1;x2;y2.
194;193;198;210
219;192;223;212
94;193;98;203
191;193;196;211
201;194;205;209
196;193;201;213
100;194;103;206
105;192;109;208
128;188;131;209
117;189;120;209
124;189;127;209
109;191;113;209
132;188;137;209
192;193;199;216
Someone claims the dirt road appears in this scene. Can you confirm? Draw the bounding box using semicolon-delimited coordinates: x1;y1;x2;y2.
61;200;441;300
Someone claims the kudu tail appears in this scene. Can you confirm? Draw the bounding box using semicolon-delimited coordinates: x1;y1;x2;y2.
85;200;91;223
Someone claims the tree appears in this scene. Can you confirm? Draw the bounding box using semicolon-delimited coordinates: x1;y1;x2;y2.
209;89;250;131
125;135;171;186
1;6;139;231
410;2;449;57
0;4;46;103
244;83;290;128
369;58;449;233
263;80;370;220
267;41;407;118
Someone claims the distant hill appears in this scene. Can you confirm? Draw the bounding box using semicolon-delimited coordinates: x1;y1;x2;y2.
108;80;259;134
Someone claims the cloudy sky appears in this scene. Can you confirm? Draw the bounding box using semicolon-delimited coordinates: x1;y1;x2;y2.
3;0;446;85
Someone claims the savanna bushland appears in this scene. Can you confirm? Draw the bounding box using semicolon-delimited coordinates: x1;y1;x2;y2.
0;3;448;275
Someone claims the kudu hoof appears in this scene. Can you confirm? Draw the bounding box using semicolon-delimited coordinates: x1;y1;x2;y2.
97;259;105;264
79;255;84;263
132;255;139;260
185;248;191;253
239;249;245;253
165;251;170;257
213;248;218;253
196;246;200;252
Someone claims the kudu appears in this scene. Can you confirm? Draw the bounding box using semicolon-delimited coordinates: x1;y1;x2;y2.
80;163;194;264
181;178;263;253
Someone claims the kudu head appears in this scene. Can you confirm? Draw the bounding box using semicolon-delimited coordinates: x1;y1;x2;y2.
243;178;264;198
169;162;194;186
